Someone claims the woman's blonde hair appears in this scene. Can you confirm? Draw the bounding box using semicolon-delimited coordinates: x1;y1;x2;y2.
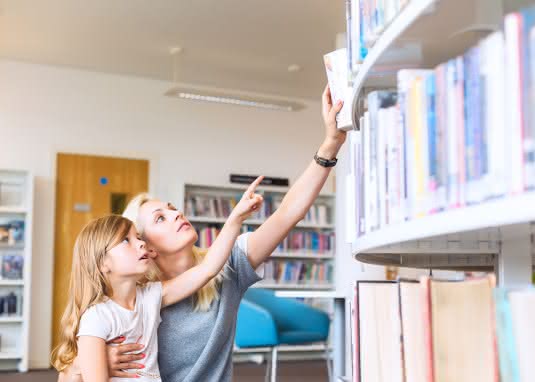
123;193;222;311
51;215;133;372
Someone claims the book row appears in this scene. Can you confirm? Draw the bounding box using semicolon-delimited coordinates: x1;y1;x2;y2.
0;255;23;280
351;275;535;382
0;291;22;317
185;194;331;226
0;220;24;246
345;0;411;73
349;6;535;234
195;227;335;255
263;260;333;286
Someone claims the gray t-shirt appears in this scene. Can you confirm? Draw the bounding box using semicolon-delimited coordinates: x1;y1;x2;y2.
158;232;262;382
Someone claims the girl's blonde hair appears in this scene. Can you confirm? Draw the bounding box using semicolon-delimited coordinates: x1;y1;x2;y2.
123;193;221;311
51;215;133;372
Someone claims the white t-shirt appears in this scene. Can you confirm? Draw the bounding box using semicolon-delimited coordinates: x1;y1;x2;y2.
78;282;163;381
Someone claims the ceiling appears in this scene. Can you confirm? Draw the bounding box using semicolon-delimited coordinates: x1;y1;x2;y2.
0;0;345;99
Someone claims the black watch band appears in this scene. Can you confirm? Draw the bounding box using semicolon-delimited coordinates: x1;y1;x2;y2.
314;152;338;167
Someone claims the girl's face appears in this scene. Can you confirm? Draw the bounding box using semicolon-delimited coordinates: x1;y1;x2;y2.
103;225;151;278
137;200;198;255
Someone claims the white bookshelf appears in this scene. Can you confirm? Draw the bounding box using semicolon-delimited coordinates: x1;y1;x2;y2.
339;1;535;380
0;170;33;372
184;183;336;291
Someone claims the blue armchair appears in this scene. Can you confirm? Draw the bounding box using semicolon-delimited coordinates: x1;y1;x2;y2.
235;288;332;382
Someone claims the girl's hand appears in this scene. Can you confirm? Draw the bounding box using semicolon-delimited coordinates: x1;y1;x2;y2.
320;84;347;156
229;176;265;223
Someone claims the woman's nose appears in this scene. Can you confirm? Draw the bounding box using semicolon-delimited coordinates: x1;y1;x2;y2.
175;211;184;220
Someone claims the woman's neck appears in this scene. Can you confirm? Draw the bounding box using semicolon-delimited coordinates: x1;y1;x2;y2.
108;277;138;311
155;247;195;281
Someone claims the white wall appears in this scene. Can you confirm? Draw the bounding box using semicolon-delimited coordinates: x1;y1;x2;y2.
0;59;333;368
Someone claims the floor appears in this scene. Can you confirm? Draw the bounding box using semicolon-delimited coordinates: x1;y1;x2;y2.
0;361;330;381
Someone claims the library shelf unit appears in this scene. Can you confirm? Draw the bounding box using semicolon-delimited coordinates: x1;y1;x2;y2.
0;170;33;372
184;183;336;291
344;0;535;287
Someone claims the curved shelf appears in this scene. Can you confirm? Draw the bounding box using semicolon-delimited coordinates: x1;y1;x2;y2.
352;192;535;255
350;0;500;129
355;252;498;271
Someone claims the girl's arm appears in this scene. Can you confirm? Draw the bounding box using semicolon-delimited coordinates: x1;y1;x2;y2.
77;336;109;382
161;176;264;308
246;85;347;269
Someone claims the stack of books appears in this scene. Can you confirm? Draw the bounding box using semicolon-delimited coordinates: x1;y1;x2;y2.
351;275;535;382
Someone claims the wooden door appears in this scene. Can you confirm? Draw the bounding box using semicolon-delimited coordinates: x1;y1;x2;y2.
51;153;149;352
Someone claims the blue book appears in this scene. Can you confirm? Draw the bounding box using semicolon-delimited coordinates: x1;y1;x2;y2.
521;6;535;189
494;289;521;382
426;72;437;212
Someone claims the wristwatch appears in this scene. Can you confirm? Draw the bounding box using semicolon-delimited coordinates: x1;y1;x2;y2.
314;152;338;167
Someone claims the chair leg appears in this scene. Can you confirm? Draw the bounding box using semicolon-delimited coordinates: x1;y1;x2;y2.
264;348;271;382
270;347;278;382
325;342;333;382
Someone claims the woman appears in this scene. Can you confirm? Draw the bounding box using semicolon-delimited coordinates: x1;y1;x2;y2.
63;85;345;381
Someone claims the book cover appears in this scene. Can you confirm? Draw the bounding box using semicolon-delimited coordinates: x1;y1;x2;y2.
428;275;497;382
505;12;525;194
519;7;535;189
508;289;535;382
494;289;521;382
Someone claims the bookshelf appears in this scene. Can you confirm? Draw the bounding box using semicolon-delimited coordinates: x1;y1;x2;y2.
341;0;535;288
184;183;336;290
338;0;535;380
0;170;33;372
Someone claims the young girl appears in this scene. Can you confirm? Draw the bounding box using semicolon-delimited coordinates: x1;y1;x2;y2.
51;176;265;381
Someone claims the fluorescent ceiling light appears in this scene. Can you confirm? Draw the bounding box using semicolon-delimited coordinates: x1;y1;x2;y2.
165;86;305;112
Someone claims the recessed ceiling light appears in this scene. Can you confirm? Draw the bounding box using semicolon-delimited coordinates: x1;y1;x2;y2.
287;64;302;73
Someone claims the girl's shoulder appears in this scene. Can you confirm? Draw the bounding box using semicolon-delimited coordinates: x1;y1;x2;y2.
137;281;163;303
81;299;115;319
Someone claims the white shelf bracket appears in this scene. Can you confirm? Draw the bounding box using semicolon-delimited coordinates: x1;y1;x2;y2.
496;223;533;287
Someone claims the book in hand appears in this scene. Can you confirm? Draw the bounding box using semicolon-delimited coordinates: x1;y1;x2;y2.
324;48;353;130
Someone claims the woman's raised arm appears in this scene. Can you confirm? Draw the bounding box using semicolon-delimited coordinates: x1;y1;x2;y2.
246;85;347;269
